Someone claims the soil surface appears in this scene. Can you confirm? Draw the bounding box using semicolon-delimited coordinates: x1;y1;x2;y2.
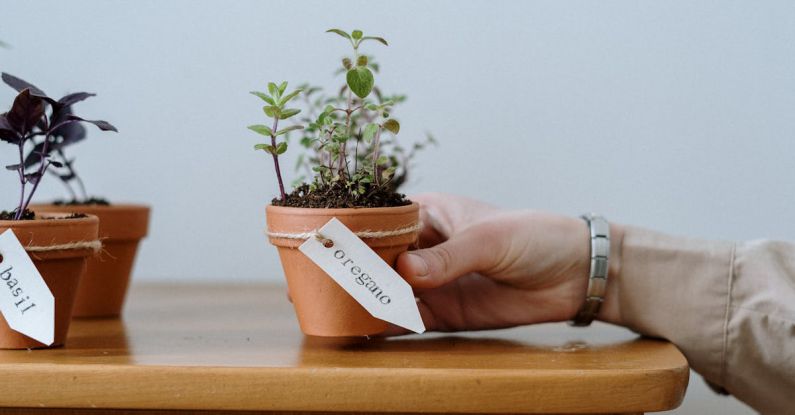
54;197;111;206
0;210;88;220
50;213;89;219
0;209;35;220
273;182;411;208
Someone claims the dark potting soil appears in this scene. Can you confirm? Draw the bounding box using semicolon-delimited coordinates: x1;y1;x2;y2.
53;197;111;206
0;210;88;221
50;213;90;219
273;182;411;209
0;209;35;220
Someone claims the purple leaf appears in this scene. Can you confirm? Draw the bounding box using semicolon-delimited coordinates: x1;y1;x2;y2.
66;115;118;132
58;172;76;181
23;143;50;169
6;89;45;136
49;160;64;168
24;172;42;185
58;92;96;107
5;164;21;171
1;73;55;104
51;107;87;146
0;114;20;143
55;122;87;146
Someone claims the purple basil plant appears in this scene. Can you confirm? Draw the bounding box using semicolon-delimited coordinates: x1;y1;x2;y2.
0;73;117;220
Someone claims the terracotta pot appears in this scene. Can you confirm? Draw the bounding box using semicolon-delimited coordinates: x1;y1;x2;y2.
31;204;150;317
0;213;99;348
266;202;420;337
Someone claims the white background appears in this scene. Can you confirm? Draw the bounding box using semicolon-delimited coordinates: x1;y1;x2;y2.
3;1;792;413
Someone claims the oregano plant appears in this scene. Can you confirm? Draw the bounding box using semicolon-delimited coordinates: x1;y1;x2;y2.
248;29;434;208
0;73;117;220
248;82;304;201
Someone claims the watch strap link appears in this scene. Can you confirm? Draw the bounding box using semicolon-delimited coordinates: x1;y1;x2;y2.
570;213;610;327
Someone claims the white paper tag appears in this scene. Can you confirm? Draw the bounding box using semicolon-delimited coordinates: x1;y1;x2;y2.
0;230;55;345
299;218;425;334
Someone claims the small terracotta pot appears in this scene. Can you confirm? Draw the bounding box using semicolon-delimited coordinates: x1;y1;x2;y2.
0;213;99;348
31;204;150;317
266;202;420;337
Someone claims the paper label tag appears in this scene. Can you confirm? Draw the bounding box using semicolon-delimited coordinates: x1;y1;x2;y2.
0;230;55;345
299;218;425;334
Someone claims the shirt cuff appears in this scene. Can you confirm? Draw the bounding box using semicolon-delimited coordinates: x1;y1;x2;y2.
617;225;734;384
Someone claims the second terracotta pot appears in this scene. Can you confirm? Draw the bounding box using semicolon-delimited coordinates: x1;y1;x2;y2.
266;202;420;337
32;204;150;317
0;213;99;348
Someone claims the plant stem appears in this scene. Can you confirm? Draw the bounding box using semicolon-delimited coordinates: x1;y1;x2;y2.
58;149;88;201
270;117;286;201
52;170;78;201
372;126;382;186
74;174;88;201
340;89;355;179
14;140;26;220
354;137;360;173
20;129;54;214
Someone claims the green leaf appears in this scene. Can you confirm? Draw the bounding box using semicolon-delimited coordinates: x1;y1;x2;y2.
250;91;275;105
279;88;303;105
356;55;368;67
342;57;352;70
254;143;276;154
382;166;396;182
362;36;388;46
363;123;379;142
383;119;400;134
267;82;279;97
326;28;351;40
275;125;304;136
278;82;287;96
279;108;301;120
263;106;281;118
346;67;374;99
276;142;288;154
351;30;363;40
248;124;273;136
376;155;389;165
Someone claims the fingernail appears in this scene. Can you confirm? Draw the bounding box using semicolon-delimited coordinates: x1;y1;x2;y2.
406;253;429;278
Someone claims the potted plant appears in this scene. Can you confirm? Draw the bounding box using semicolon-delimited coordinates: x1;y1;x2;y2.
1;74;150;318
0;80;116;348
252;29;432;337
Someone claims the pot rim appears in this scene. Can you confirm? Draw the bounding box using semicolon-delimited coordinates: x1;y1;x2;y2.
30;203;150;212
0;213;99;228
266;201;418;217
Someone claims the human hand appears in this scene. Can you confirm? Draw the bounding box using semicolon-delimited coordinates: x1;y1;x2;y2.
392;193;624;334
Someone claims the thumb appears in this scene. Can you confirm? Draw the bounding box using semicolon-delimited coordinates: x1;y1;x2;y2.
396;227;497;289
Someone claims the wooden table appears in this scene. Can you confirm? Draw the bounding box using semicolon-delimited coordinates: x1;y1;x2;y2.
0;284;688;415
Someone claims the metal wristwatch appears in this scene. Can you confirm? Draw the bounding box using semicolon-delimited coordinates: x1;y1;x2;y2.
569;213;610;327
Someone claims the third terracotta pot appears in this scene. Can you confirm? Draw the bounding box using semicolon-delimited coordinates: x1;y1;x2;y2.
32;204;150;317
266;202;420;337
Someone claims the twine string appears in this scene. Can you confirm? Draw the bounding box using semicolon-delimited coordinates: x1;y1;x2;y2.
24;240;103;253
266;222;422;241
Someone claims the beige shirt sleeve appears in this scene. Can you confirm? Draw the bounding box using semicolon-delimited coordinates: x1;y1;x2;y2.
617;226;795;414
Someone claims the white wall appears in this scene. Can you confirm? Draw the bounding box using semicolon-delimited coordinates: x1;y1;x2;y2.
1;2;791;412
